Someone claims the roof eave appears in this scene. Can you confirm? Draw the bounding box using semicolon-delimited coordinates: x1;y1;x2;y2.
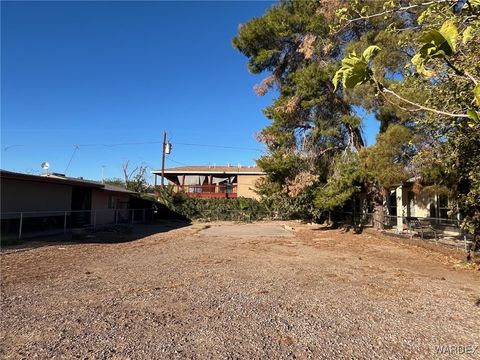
151;170;265;175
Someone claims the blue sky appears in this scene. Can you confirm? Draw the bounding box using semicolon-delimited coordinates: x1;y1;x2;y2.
1;1;378;182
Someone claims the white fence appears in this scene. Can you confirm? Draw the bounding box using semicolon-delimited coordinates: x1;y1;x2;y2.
1;208;155;240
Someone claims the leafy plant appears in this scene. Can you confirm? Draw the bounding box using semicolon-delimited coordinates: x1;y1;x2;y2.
332;45;380;91
171;196;269;222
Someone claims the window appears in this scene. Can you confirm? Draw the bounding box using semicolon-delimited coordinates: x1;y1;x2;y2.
108;195;116;209
407;190;415;217
389;191;397;216
438;194;453;220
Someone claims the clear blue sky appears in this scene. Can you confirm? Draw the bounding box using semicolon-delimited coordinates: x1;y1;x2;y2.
1;1;378;182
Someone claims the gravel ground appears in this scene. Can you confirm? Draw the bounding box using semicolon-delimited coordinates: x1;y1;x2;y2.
1;221;479;359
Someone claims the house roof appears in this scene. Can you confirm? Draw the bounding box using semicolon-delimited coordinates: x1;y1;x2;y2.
152;165;265;175
103;183;137;194
0;169;137;194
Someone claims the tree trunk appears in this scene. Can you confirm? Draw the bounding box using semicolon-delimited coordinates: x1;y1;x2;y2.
373;203;385;230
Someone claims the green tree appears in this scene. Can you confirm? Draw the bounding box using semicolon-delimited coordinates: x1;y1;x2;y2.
234;0;479;240
333;0;480;236
103;178;126;188
233;0;366;215
315;150;367;212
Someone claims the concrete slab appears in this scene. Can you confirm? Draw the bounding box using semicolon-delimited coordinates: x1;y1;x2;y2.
199;223;294;237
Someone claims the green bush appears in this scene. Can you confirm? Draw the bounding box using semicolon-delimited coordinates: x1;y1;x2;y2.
171;195;270;222
262;189;322;222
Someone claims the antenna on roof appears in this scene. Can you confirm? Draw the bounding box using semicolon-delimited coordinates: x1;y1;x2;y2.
41;162;50;175
101;165;106;183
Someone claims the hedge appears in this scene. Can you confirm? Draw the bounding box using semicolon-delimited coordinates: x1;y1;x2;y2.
171;195;270;222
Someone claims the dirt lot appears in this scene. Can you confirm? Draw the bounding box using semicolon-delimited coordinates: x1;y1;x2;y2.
1;221;479;359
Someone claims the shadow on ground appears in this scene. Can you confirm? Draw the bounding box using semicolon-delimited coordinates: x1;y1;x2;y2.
0;220;191;253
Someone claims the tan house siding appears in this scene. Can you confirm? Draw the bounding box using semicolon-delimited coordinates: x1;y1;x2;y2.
1;178;72;215
90;189;130;225
397;187;435;219
393;185;461;236
412;190;431;218
236;175;262;200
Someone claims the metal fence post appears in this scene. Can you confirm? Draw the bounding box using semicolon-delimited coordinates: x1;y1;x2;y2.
64;211;67;234
18;212;23;240
115;209;118;225
93;210;97;231
131;209;134;224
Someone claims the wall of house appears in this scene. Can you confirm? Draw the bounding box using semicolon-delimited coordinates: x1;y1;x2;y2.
413;191;431;218
394;186;462;236
396;187;431;220
90;190;130;225
1;178;72;217
237;175;262;200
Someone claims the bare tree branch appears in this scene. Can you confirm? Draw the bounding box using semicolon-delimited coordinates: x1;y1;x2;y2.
336;0;443;32
378;85;470;118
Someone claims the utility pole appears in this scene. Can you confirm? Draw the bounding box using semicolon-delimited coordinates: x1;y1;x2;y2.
161;130;167;188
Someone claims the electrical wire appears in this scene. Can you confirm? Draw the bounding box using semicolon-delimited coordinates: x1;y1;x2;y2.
175;142;263;152
166;156;189;166
2;140;263;172
2;140;263;152
64;145;79;173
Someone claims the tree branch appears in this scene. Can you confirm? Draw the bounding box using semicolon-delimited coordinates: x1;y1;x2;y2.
444;57;479;85
338;1;441;31
377;82;470;118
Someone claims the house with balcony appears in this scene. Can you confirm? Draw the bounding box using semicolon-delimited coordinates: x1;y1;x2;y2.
152;165;265;199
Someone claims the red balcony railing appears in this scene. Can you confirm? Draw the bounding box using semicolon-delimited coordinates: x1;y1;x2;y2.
174;184;237;198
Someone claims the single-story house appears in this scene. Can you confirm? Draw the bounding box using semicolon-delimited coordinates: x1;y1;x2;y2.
152;165;265;199
388;180;458;235
0;169;137;238
350;178;460;236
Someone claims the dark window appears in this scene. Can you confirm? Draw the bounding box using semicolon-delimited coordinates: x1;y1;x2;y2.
389;191;397;216
108;195;116;209
438;194;453;220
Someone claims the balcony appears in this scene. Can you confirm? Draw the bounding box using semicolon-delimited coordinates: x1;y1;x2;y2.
174;184;237;198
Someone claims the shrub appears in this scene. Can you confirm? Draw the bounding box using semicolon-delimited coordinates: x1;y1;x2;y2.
171;195;269;222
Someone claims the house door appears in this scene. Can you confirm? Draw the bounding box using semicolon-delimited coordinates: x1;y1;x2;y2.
407;190;416;218
71;187;92;227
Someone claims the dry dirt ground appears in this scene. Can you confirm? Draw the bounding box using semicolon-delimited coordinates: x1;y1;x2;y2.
1;221;479;359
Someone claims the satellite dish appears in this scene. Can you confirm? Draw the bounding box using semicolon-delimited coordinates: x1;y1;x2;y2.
41;162;50;175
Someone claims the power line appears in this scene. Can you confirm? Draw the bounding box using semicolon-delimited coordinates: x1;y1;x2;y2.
64;145;79;173
2;140;264;152
2;141;163;150
165;156;189;166
175;142;263;152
